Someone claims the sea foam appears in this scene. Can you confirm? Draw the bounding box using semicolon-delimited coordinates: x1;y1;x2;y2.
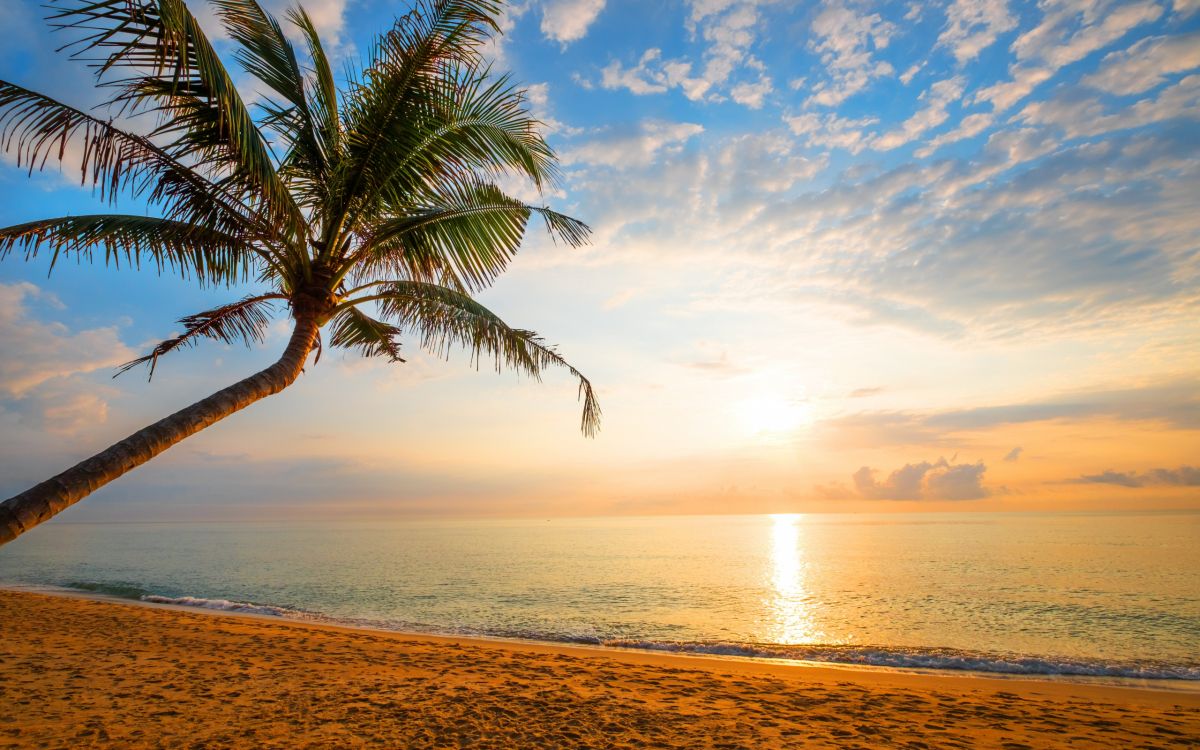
140;594;296;618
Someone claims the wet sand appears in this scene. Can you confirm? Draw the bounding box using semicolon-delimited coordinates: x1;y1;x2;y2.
1;589;1197;749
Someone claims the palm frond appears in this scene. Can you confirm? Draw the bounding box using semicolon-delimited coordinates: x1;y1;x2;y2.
345;66;560;236
0;214;258;286
345;281;600;436
354;180;589;292
47;0;306;245
327;0;502;245
0;81;273;249
213;0;335;210
288;5;341;166
327;306;405;361
117;293;283;378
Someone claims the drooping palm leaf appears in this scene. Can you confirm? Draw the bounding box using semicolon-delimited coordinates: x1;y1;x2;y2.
343;281;601;436
0;214;256;286
0;82;272;249
327;306;405;362
117;293;284;378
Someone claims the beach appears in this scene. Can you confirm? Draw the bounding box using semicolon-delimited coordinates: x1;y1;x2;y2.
2;589;1197;749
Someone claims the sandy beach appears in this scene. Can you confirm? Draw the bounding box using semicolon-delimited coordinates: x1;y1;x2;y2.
1;589;1197;749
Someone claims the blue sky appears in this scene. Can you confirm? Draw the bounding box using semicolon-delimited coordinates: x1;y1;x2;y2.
0;0;1198;520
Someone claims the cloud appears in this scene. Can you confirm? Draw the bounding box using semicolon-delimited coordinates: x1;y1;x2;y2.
522;82;582;138
937;0;1018;65
915;111;995;157
850;387;884;398
591;1;774;107
599;48;712;100
1082;32;1200;95
871;76;966;151
784;112;879;153
715;132;825;193
0;282;136;436
821;378;1200;449
977;0;1164;112
852;457;989;500
730;75;773;109
1016;75;1200;140
806;2;896;107
1073;466;1200;488
561;120;704;168
540;0;606;44
0;282;134;398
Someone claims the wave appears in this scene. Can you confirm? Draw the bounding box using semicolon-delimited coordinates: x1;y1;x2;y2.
58;582;304;618
140;595;299;618
52;582;1200;683
593;640;1200;681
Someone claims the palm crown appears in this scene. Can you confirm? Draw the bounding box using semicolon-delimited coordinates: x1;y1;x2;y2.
0;0;598;545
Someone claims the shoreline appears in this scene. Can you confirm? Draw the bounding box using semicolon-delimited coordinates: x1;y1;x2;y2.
5;581;1198;695
3;588;1198;748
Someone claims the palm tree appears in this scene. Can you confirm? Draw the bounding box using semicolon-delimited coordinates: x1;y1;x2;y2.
0;0;599;546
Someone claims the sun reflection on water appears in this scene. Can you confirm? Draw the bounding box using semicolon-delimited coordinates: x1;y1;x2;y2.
768;513;821;644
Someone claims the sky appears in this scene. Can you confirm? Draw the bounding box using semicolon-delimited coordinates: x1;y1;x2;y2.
0;0;1197;521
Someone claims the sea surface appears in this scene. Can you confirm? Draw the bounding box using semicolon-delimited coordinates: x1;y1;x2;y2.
2;512;1198;686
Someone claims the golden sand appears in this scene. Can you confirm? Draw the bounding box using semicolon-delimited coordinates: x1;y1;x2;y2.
1;589;1197;749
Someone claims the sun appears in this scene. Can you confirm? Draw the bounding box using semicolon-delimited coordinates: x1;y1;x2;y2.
736;395;813;436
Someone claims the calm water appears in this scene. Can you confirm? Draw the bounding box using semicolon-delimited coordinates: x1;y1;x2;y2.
2;512;1198;682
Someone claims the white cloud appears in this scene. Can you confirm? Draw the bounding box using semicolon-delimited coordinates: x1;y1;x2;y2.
975;65;1054;111
584;1;775;109
937;0;1018;64
915;111;995;157
599;48;712;100
540;0;606;45
716;133;826;193
979;0;1164;112
1017;75;1200;139
0;282;138;436
872;77;966;151
1082;32;1200;95
0;283;135;398
806;2;896;107
524;82;583;138
784;112;879;153
730;75;774;109
561;120;705;168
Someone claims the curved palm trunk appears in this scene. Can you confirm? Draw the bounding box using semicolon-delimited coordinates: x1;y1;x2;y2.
0;314;321;546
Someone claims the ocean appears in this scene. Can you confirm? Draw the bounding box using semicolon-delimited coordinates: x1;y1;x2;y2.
2;511;1197;686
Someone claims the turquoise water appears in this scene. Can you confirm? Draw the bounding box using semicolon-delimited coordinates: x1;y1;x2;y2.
2;512;1198;682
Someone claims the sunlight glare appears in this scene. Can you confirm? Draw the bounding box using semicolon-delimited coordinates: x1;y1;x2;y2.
768;514;820;644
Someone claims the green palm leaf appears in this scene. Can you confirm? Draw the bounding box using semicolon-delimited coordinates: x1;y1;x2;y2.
0;215;257;286
0;82;272;248
117;293;284;378
49;0;307;247
328;307;405;362
353;180;590;292
344;281;601;437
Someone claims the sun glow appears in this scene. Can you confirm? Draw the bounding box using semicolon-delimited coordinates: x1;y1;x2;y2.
737;395;813;436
